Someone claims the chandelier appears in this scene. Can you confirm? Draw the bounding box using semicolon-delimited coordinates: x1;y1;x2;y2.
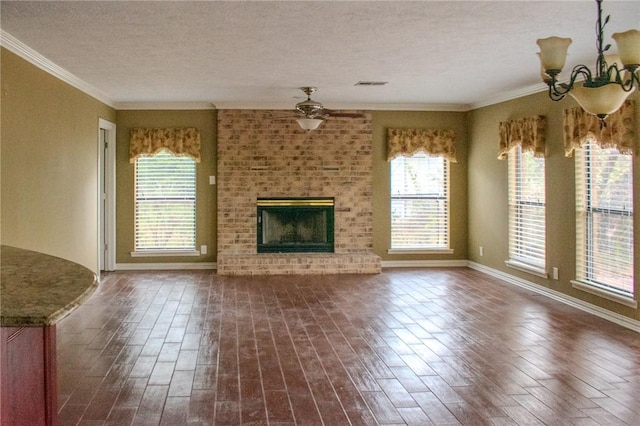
537;0;639;121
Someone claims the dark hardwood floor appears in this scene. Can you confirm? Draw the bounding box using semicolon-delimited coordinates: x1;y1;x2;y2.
55;268;640;425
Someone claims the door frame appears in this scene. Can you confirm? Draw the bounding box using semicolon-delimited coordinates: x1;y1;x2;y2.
98;118;116;272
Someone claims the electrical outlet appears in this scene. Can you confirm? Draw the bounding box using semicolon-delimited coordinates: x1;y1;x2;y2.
209;176;216;185
552;267;559;280
201;245;207;255
479;246;484;256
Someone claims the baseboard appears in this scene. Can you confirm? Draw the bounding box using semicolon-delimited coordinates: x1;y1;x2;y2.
382;259;468;268
118;259;467;271
115;262;217;271
467;261;640;334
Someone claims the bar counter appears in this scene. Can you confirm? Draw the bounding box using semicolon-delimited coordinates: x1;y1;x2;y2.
1;245;98;425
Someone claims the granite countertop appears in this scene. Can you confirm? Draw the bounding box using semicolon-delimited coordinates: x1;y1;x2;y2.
1;245;98;327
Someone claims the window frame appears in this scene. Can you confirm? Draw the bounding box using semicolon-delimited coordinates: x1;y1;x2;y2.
571;139;635;306
388;153;452;254
505;145;547;277
131;149;199;257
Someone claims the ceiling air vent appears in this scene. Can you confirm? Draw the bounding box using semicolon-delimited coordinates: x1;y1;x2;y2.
354;81;388;86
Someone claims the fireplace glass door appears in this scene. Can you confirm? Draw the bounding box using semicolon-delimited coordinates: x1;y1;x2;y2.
257;198;334;253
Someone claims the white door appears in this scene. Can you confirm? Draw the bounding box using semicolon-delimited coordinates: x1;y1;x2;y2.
98;118;116;272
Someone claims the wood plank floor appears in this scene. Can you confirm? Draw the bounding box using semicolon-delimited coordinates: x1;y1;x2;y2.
56;268;640;425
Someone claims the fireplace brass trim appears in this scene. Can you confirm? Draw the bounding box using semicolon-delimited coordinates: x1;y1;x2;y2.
256;198;334;207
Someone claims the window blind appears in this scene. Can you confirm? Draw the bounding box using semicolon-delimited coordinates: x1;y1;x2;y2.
135;150;196;252
508;146;546;268
575;140;633;296
390;153;448;249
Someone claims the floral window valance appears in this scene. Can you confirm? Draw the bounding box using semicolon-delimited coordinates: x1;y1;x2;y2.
129;128;201;163
563;101;635;157
497;115;546;160
387;128;457;163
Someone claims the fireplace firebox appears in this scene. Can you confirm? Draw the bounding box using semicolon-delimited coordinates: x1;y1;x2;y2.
257;198;334;253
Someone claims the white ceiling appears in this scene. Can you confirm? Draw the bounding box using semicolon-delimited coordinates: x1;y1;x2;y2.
1;1;639;110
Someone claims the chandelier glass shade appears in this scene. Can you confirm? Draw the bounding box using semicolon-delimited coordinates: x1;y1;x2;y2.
537;0;639;121
569;82;631;117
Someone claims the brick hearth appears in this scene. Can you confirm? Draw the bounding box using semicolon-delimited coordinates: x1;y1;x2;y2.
216;109;381;275
216;253;382;275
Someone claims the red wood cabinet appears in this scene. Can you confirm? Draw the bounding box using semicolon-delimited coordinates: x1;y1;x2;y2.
1;326;57;426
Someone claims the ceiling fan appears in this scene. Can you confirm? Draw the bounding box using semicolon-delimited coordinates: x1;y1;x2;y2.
291;87;364;131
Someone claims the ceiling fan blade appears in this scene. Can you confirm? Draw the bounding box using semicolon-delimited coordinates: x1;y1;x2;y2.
322;109;365;118
265;110;300;117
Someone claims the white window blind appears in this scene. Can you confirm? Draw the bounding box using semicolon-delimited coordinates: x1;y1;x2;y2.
134;150;196;252
390;153;449;250
507;146;546;269
575;140;633;296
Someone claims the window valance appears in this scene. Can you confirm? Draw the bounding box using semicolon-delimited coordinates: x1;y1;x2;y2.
563;101;635;157
129;128;201;163
497;115;546;160
387;128;457;163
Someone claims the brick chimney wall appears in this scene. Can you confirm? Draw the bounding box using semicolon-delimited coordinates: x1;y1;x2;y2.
216;109;380;275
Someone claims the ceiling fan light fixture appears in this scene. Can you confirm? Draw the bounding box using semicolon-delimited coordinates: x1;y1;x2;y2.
296;118;323;131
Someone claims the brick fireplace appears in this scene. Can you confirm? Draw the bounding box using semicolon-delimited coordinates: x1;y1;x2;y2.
216;109;381;275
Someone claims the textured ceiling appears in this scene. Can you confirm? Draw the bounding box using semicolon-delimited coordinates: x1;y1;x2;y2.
1;1;639;110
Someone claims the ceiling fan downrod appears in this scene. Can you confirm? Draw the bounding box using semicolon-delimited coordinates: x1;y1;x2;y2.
296;87;324;118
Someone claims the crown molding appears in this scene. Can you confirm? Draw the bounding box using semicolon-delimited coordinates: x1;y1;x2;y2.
213;101;471;112
115;102;217;110
328;102;472;112
1;30;115;108
471;82;548;110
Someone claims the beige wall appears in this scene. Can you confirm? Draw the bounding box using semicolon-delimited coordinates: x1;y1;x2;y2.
467;90;640;321
115;109;217;264
0;48;116;272
371;110;469;261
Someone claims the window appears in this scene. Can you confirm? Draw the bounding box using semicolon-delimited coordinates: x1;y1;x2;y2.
506;146;546;274
134;150;197;253
575;140;633;297
390;153;449;251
